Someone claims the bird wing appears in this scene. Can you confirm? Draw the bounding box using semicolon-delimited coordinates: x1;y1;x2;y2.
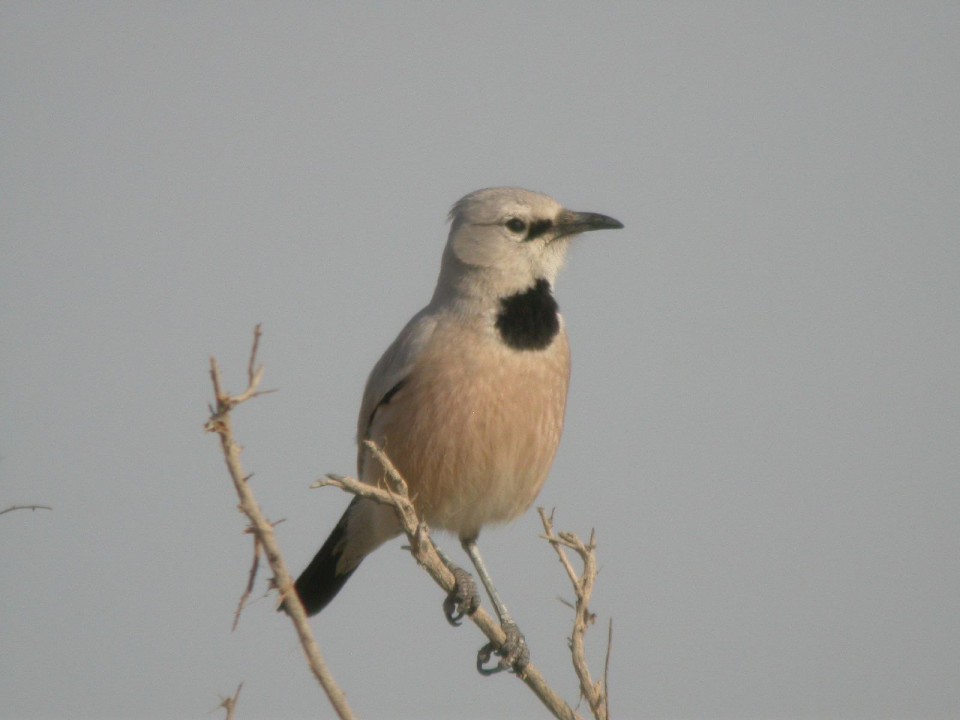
355;307;439;473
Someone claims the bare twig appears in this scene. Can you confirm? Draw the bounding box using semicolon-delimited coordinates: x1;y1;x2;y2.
217;682;243;720
538;508;609;720
205;325;354;720
603;619;613;720
317;442;585;720
232;533;262;632
0;504;52;516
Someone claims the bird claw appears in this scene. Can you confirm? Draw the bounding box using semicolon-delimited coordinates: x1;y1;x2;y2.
443;568;480;626
476;621;529;676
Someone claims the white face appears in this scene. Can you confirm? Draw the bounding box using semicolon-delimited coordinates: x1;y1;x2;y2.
447;188;571;288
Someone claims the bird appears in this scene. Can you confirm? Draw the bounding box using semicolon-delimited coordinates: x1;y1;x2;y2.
288;187;623;673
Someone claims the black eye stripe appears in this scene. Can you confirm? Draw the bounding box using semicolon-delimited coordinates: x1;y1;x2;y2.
526;219;553;240
503;217;553;240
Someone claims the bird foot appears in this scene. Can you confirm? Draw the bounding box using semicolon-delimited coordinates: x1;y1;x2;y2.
443;567;481;626
477;621;530;676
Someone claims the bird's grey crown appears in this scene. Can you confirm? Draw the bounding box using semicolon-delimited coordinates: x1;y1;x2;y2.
448;187;562;227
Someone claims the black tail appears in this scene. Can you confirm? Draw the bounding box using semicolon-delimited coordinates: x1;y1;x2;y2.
282;499;362;616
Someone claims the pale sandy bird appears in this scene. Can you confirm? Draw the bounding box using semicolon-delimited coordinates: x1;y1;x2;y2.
290;187;622;672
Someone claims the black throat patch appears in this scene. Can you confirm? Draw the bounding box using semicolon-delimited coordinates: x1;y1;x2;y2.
495;278;560;351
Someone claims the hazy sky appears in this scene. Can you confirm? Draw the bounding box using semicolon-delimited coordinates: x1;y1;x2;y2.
2;3;958;719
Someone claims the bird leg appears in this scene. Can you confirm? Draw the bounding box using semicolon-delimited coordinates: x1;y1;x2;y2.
462;537;530;675
436;545;481;626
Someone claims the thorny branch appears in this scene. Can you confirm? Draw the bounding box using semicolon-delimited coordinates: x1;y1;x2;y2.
538;508;610;720
217;682;243;720
320;443;611;720
205;325;355;720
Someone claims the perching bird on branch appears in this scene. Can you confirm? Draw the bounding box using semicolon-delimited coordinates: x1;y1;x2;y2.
288;187;623;673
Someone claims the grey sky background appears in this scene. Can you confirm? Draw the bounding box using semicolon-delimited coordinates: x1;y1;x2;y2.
2;3;958;719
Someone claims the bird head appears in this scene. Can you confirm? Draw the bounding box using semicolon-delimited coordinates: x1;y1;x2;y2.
438;187;623;301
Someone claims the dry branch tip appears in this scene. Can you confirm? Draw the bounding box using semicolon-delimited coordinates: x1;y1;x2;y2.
0;504;53;516
206;326;355;719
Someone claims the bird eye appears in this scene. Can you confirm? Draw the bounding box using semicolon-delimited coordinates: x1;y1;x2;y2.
505;218;527;234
